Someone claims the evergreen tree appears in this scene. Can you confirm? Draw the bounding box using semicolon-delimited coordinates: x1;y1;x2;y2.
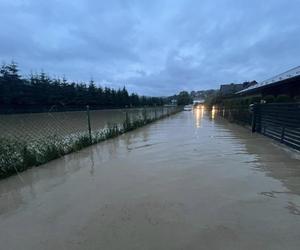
0;61;168;113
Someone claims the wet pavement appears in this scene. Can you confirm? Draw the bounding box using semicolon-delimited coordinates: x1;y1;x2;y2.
0;109;300;250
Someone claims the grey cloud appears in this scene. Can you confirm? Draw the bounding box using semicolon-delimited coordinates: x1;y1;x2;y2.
0;0;299;96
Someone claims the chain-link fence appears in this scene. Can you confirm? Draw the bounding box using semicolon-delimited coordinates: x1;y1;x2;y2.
0;106;182;178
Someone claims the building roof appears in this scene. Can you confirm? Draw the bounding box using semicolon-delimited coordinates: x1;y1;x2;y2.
220;83;244;95
237;66;300;94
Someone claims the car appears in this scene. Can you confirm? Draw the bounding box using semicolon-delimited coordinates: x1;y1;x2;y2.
184;105;193;111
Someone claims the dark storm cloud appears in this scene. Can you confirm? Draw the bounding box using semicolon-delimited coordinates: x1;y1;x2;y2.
1;0;300;95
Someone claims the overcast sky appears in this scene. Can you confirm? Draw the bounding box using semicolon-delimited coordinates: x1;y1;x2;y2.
1;0;300;96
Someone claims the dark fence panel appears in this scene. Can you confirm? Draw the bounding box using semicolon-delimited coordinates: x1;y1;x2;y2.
256;103;300;150
217;103;300;150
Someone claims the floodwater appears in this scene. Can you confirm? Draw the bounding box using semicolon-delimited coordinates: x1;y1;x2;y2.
0;108;300;250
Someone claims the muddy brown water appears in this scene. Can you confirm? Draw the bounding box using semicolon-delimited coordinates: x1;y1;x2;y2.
0;108;163;141
0;109;300;250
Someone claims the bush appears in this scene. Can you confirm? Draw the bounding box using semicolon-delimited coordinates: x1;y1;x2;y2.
294;96;300;102
241;98;250;105
263;95;275;103
73;135;91;151
275;95;292;103
250;96;261;104
21;145;37;168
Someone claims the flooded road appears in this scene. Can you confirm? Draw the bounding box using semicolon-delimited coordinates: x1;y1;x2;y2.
0;109;300;250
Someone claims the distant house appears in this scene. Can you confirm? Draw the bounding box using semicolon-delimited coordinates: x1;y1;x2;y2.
237;66;300;97
220;82;256;96
220;84;243;95
170;99;177;105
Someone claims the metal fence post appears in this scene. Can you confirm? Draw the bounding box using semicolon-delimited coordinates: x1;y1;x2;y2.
250;104;257;133
125;111;129;130
256;104;262;133
280;127;285;143
86;105;92;143
143;108;147;122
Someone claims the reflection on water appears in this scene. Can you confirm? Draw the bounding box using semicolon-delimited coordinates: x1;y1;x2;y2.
194;105;204;128
211;105;216;120
88;147;95;176
225;120;300;196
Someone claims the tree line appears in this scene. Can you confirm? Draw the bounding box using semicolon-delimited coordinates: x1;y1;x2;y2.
0;62;165;113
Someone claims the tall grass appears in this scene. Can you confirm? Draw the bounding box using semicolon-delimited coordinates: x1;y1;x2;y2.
0;107;181;179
